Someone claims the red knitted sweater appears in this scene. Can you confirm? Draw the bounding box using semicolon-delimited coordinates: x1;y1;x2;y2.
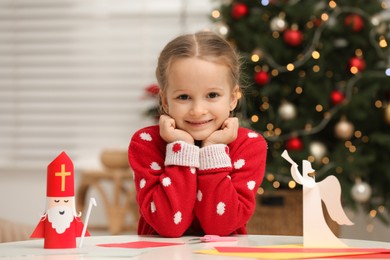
128;125;267;237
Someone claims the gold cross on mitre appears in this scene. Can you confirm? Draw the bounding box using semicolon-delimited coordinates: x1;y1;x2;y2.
55;164;71;192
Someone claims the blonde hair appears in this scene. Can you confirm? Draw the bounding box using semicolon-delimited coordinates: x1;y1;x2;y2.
156;31;242;113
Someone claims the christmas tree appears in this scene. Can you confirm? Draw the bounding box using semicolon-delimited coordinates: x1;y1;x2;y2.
212;0;390;224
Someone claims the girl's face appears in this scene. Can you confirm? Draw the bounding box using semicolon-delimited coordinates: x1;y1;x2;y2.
161;57;238;141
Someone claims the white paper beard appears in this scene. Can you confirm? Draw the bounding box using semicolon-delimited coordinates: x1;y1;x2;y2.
47;205;74;234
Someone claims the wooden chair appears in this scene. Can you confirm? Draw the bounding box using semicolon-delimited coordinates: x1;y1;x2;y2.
76;167;139;235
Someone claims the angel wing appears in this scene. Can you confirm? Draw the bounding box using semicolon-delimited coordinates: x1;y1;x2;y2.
318;175;354;226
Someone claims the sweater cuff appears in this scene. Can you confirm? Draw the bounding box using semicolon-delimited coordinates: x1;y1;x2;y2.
165;141;200;167
199;144;232;171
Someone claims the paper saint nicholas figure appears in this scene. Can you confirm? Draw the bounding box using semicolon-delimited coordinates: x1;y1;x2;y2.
282;150;354;247
30;151;90;249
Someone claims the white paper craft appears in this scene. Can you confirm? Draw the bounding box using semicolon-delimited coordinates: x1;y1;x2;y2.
79;197;97;248
282;150;354;247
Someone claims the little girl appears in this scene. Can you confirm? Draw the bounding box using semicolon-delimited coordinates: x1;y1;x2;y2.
128;31;267;237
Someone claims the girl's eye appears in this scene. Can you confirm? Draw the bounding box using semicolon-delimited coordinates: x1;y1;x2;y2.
54;200;60;203
177;94;190;100
64;200;69;203
207;92;219;98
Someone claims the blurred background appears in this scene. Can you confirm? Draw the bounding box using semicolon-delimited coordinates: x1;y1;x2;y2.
0;0;389;243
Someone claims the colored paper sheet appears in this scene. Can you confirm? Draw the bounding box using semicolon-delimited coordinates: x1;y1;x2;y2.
195;245;390;259
97;241;184;249
215;246;390;253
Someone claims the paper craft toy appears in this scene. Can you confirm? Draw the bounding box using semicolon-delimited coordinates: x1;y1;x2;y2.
30;151;91;249
281;150;354;247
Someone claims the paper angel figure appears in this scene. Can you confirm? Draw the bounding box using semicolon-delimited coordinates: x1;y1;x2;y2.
30;152;90;249
281;150;353;247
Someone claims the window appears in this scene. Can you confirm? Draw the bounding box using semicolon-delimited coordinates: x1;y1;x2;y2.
0;0;213;174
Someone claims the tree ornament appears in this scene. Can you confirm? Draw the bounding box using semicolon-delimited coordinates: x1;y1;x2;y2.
351;179;372;203
309;141;327;161
333;38;348;48
270;16;287;32
145;84;160;97
344;14;364;32
385;103;390;124
312;18;323;27
231;3;248;20
335;117;354;140
349;56;366;72
330;90;345;105
278;101;297;120
254;71;270;86
283;28;304;47
285;137;303;151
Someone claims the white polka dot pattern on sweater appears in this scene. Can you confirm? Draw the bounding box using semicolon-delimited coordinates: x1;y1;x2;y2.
197;190;203;202
140;178;146;189
174;211;182;224
247;180;256;190
151;201;156;213
234;159;245;169
216;202;226;215
150;162;161;171
140;132;152;141
162;177;171;187
248;132;258;138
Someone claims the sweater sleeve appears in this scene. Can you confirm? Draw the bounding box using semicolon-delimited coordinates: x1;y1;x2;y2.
194;128;267;235
128;126;199;237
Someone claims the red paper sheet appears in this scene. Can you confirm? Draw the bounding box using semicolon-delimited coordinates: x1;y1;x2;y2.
97;241;184;249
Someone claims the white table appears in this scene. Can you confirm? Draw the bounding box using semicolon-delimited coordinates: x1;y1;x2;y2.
0;235;389;259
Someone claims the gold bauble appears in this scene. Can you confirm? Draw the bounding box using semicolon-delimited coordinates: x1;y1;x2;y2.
385;104;390;124
335;117;354;140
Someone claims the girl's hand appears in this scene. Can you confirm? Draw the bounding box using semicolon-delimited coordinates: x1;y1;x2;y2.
202;117;239;147
159;114;194;144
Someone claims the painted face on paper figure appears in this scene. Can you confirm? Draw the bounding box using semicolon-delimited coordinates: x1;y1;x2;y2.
161;57;238;141
46;196;76;234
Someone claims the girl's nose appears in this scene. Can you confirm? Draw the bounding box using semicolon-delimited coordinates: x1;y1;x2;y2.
189;101;207;116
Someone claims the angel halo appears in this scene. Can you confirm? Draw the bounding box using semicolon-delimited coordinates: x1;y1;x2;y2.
282;150;354;248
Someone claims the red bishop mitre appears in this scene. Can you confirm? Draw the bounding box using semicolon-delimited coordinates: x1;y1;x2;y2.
47;151;74;197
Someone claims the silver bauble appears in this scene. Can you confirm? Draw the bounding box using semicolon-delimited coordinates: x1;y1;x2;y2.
278;102;297;120
351;181;372;203
270;16;287;32
309;141;327;161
